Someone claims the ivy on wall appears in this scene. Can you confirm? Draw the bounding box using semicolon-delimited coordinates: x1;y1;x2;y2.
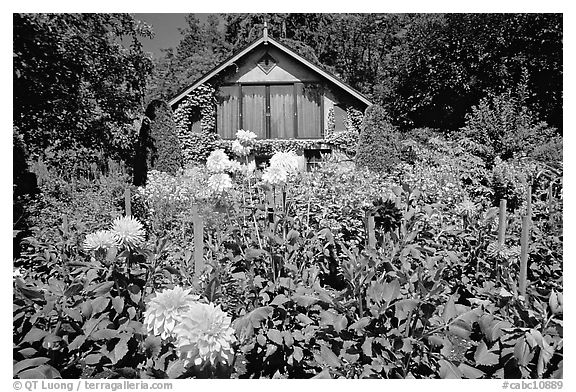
174;83;366;165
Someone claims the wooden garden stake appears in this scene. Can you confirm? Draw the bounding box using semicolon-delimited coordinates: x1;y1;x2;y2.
367;213;376;249
519;215;531;298
548;183;554;226
124;187;131;216
497;199;507;245
192;204;204;276
526;185;532;220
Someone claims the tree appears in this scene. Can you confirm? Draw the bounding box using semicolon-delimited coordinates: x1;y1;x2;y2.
378;13;562;131
146;14;231;102
13;13;154;164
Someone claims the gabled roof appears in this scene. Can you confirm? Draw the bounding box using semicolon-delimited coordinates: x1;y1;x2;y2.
168;34;373;107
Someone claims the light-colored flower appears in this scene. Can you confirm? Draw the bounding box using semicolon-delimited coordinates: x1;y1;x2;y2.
487;242;521;260
232;140;251;157
174;302;236;366
242;161;256;178
228;160;243;173
83;230;119;251
456;199;477;216
206;149;231;173
269;151;299;175
208;173;233;194
110;216;145;249
143;286;200;340
235;129;257;146
261;165;288;186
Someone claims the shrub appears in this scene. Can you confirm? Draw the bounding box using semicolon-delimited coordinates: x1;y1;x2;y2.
148;100;183;175
461;88;557;163
355;105;401;172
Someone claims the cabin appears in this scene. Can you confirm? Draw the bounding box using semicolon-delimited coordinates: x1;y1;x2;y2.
169;24;372;169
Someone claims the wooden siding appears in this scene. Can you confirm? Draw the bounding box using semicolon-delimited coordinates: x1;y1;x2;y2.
296;83;323;138
216;85;240;139
270;85;295;138
241;85;266;138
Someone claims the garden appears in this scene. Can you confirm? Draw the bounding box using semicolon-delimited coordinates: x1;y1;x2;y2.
13;13;563;380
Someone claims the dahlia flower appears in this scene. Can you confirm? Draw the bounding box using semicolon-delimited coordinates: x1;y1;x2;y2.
143;286;200;340
174;302;236;366
269;151;300;175
456;199;477;216
241;161;256;178
235;129;257;146
206;149;231;173
487;242;521;260
232;140;251;157
261;165;288;186
110;216;145;249
208;173;233;194
83;230;118;251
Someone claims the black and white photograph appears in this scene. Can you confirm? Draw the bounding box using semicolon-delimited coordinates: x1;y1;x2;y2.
12;6;565;385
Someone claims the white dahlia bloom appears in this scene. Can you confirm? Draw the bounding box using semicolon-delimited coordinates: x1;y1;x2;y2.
269;151;299;175
456;199;477;217
143;286;200;340
110;216;146;249
235;129;257;146
232;140;251;157
262;165;288;186
83;230;118;251
206;149;231;173
174;302;236;366
208;173;233;194
241;161;256;178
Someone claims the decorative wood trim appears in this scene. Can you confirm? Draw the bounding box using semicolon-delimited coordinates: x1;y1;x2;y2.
320;87;325;138
265;85;271;139
238;83;243;129
169;35;372;108
293;83;298;138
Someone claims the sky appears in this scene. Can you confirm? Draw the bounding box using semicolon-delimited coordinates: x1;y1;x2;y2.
133;13;211;59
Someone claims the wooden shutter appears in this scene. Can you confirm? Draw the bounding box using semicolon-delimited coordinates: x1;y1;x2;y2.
216;85;240;139
270;85;295;139
242;85;266;139
296;83;322;138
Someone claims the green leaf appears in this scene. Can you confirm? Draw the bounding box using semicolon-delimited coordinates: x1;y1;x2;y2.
64;283;83;297
13;357;50;376
348;317;371;332
320;345;341;368
16;364;60;379
459;363;485;379
256;333;266;346
293;346;303;362
474;341;499;366
439;359;462;379
267;329;283;345
91;297;110;315
296;314;313;325
362;337;373;356
112;296;124;314
84;353;102;366
91;329;119;341
247;306;274;327
293;294;319;307
312;369;332;379
67;335;86;351
514;338;531;367
442;294;458;323
166;359;186;378
270;294;289;306
282;331;294;347
449;318;472;339
109;335;130;364
22;328;48;344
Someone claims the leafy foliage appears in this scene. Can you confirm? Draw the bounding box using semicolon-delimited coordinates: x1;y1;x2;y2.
13;13;154;165
355;105;401;173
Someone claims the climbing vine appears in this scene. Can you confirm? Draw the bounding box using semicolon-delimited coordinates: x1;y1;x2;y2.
173;84;217;164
